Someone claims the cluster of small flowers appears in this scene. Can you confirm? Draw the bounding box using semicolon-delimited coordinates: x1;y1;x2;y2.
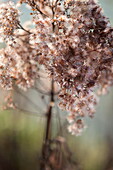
0;0;113;135
28;0;113;135
52;0;113;135
0;33;39;91
68;119;86;136
3;91;16;110
0;1;20;44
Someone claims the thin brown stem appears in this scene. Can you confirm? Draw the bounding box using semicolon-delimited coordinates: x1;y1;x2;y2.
45;79;54;141
40;79;54;170
32;0;48;18
18;23;31;34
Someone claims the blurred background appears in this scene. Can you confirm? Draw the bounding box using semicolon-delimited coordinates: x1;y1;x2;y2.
0;0;113;170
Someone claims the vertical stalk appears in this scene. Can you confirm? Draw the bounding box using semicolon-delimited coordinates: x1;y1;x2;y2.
40;2;55;168
45;79;54;141
40;79;54;170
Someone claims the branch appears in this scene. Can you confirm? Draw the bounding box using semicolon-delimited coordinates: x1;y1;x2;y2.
32;0;48;18
15;88;42;111
16;107;46;117
33;86;51;96
18;23;32;34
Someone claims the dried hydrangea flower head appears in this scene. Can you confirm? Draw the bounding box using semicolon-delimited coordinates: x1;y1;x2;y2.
27;0;113;135
0;0;113;135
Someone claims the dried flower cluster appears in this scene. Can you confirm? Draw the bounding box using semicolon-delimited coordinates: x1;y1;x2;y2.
0;1;20;44
0;0;113;136
0;33;39;90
